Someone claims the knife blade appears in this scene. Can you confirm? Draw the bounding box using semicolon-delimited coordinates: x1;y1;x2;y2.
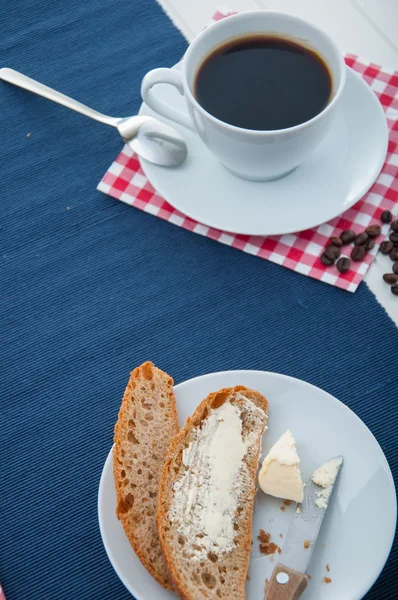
264;455;343;600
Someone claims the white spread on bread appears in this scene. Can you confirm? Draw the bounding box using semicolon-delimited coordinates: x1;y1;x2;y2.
312;456;343;509
169;396;266;559
258;430;304;503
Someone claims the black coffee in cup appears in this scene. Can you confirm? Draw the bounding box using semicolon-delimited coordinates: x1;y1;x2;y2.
194;35;332;131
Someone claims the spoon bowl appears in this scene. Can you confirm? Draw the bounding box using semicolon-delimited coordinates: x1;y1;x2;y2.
128;119;187;167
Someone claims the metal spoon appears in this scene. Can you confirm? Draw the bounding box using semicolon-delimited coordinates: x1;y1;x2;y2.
0;68;187;167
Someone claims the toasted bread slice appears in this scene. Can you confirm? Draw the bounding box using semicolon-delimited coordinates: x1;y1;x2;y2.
158;386;268;600
113;361;179;590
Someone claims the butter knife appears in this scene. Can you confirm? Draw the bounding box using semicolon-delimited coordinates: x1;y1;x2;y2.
264;456;343;600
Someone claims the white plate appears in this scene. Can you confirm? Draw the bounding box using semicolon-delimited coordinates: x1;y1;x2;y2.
138;66;388;236
98;370;396;600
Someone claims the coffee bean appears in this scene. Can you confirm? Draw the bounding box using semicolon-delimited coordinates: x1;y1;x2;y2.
336;257;350;273
381;210;393;224
393;262;398;275
383;273;398;285
354;232;369;246
340;230;356;245
366;224;381;238
329;236;343;248
351;245;366;261
391;220;398;232
380;240;393;254
391;284;398;296
364;238;375;251
325;244;340;259
389;232;398;244
390;247;398;261
321;250;336;266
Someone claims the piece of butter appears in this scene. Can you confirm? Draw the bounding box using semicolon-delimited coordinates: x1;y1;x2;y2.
312;456;343;509
258;430;304;503
312;456;343;488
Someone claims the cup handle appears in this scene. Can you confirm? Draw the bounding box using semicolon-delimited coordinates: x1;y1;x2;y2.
141;68;195;131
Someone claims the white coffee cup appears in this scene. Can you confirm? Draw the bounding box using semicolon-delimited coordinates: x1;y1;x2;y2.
141;11;346;181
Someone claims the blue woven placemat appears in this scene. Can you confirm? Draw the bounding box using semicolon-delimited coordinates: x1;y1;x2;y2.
0;1;397;599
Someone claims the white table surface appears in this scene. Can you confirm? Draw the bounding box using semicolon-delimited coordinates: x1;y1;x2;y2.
157;0;398;324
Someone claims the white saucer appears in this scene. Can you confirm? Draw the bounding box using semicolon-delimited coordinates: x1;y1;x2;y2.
98;370;396;600
138;66;388;236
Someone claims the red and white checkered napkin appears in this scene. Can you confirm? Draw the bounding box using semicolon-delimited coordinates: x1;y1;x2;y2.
98;11;398;293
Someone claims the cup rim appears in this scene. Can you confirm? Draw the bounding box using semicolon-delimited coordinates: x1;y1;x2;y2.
181;10;347;136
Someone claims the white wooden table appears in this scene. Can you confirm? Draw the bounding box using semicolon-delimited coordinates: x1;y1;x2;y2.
158;0;398;324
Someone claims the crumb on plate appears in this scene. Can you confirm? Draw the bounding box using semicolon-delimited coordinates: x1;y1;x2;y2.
258;529;281;556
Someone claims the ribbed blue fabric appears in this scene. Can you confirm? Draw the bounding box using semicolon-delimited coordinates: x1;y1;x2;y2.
0;1;396;598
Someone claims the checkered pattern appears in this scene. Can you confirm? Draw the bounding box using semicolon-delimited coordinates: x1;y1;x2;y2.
98;10;398;293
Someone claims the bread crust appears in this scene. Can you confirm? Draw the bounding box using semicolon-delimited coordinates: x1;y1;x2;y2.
113;361;179;590
158;386;268;600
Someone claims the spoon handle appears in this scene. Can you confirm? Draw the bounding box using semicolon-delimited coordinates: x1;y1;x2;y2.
0;67;119;127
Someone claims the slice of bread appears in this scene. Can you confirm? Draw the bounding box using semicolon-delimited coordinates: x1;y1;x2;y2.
158;386;268;600
113;361;179;590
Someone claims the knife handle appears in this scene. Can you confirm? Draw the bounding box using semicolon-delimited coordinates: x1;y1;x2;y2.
264;564;308;600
